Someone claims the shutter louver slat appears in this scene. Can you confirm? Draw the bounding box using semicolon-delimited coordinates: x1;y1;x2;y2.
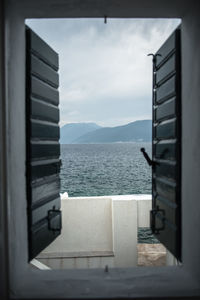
155;33;175;67
156;75;176;103
31;120;60;140
156;119;176;139
31;55;59;88
26;26;62;261
151;27;181;261
31;159;61;180
155;141;176;160
155;161;176;180
31;76;59;105
155;97;175;121
31;142;60;160
30;30;59;71
31;98;59;123
31;175;60;205
155;177;176;203
156;54;175;84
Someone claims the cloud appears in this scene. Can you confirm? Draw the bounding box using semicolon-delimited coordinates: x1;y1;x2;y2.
26;18;181;126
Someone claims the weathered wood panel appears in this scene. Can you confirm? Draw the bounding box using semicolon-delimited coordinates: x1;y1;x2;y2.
156;75;176;103
31;76;59;105
156;119;176;140
155;140;176;160
152;27;181;261
31;55;59;88
156;54;175;85
156;33;175;67
31;175;60;205
155;161;176;181
31;160;61;180
30;29;58;71
26;26;61;260
31;120;59;140
155;97;175;121
31;213;61;259
31;142;60;159
31;98;59;123
155;177;176;203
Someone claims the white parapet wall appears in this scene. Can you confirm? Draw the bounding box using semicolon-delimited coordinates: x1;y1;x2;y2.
37;194;152;269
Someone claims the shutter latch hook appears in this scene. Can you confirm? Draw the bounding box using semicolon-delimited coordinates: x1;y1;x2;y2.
140;148;155;167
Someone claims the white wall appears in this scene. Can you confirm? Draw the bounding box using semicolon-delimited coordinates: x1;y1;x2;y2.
45;197;113;254
38;196;115;269
37;195;151;269
112;198;138;268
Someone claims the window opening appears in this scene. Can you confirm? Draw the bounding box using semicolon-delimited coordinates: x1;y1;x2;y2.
26;18;181;269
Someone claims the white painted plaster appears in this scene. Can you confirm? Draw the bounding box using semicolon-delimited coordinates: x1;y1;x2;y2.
42;197;113;254
112;198;138;267
38;195;149;269
137;199;152;227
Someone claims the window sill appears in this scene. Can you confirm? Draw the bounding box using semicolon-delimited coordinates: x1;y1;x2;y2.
37;250;115;259
12;265;200;299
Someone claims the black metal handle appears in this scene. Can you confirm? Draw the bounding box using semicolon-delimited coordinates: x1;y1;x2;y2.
140;148;154;166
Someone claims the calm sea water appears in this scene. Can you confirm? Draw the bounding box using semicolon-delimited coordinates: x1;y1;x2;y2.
60;142;152;197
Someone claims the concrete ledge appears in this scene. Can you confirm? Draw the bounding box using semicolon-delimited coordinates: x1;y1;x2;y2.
62;194;152;201
37;251;114;259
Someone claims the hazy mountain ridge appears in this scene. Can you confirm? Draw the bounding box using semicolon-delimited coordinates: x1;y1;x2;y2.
61;120;152;144
60;122;102;144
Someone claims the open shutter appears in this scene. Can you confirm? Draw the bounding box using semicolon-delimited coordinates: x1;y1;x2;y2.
151;27;182;260
26;26;62;261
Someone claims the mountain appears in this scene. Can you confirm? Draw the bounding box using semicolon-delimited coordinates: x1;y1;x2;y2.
60;122;102;144
73;120;152;144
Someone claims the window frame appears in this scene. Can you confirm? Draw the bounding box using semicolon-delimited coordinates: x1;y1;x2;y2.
2;0;200;299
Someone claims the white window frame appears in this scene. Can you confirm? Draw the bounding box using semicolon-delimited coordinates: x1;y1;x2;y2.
1;0;200;299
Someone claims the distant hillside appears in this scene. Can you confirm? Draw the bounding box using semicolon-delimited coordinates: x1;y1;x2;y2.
73;120;152;144
60;122;101;144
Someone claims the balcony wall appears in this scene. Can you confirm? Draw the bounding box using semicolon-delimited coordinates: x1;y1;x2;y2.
37;194;154;269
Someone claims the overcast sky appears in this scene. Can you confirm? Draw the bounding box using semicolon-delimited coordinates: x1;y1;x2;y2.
26;18;181;127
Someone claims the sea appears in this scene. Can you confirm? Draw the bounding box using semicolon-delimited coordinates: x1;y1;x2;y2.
60;142;152;197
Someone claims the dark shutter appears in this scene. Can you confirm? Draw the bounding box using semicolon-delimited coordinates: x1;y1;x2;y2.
151;27;181;260
26;26;62;261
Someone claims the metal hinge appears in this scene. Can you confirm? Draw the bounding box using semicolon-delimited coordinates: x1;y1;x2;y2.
150;206;165;234
48;207;62;233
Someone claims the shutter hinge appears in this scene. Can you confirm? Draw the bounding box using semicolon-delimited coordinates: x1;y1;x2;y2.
48;208;62;233
150;206;165;234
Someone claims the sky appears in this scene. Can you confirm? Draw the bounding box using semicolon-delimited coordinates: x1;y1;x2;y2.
26;18;181;127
